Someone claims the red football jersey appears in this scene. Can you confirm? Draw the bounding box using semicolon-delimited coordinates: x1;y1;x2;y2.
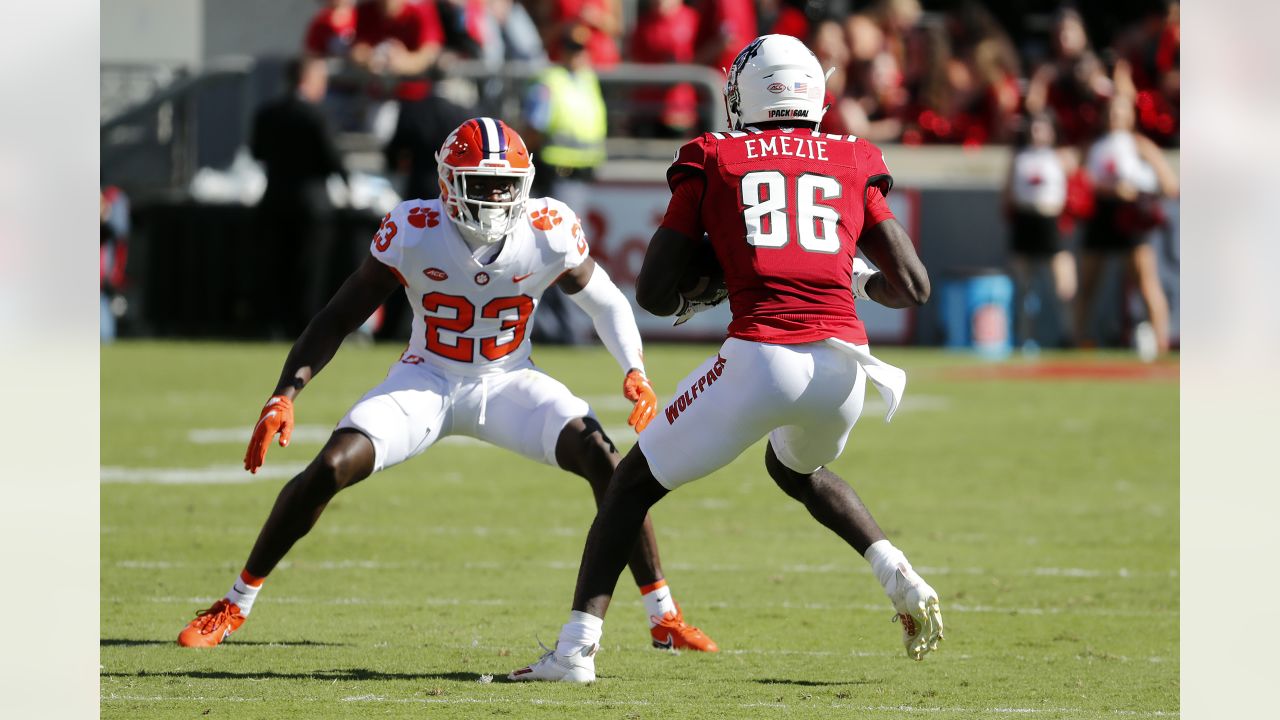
662;128;894;346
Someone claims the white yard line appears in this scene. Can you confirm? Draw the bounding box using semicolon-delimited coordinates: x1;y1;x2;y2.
100;463;310;484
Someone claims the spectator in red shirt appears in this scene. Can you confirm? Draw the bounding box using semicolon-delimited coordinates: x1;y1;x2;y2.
351;0;444;101
693;0;758;73
628;0;700;136
548;0;622;68
304;0;357;58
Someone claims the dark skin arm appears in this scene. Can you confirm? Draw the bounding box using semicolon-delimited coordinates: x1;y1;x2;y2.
858;217;931;308
271;256;401;399
634;226;697;317
555;255;596;295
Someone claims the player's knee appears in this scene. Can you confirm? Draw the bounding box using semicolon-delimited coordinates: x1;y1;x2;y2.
311;434;373;496
610;446;667;506
306;450;348;499
557;418;619;487
765;443;813;502
580;430;620;486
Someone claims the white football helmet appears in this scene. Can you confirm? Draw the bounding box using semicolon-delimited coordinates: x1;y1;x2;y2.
724;34;828;130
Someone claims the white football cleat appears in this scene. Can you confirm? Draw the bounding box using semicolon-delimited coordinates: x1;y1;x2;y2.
508;642;598;683
885;566;944;660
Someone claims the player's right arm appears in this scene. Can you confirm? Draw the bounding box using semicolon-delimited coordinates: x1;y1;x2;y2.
857;216;931;309
270;256;401;398
853;142;930;309
244;255;400;473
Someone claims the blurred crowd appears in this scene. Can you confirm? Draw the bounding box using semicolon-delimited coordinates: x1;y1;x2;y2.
296;0;1179;147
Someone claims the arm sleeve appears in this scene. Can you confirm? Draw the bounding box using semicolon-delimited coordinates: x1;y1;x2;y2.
864;185;895;227
659;173;705;239
566;264;646;373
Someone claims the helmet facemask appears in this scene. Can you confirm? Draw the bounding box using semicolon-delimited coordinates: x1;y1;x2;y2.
438;164;534;245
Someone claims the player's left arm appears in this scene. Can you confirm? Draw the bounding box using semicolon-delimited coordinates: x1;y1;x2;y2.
559;258;657;432
635;169;706;317
634;227;698;317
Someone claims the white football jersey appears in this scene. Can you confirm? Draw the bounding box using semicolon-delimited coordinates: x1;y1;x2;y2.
370;196;589;376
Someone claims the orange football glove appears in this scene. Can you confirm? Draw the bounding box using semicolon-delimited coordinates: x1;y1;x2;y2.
623;369;658;433
244;395;294;474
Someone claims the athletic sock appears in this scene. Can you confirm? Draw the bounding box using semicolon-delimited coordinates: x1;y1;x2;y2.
224;569;265;615
556;610;603;657
863;539;916;590
639;579;677;626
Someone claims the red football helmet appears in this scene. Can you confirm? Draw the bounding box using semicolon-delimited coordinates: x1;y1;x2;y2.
435;117;535;244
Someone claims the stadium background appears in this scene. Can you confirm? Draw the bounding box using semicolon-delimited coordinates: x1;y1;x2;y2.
98;3;1180;718
100;0;1179;352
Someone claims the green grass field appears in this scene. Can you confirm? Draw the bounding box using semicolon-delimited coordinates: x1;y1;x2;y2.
101;341;1178;719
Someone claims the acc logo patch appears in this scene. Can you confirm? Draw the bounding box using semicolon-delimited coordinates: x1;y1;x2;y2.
767;82;787;94
424;267;448;281
474;271;490;285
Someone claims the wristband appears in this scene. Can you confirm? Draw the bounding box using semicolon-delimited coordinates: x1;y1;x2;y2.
854;269;879;301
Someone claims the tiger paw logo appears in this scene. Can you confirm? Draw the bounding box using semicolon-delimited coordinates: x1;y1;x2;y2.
529;206;563;231
407;206;441;229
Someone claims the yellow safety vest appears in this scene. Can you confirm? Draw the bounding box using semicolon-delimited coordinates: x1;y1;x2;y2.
538;66;607;170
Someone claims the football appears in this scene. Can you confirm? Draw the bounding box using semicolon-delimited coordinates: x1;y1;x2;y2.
677;235;726;302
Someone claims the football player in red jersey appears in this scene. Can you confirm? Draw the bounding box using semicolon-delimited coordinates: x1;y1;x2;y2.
512;35;942;683
175;118;718;654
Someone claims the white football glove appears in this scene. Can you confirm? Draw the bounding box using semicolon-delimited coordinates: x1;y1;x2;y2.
852;256;879;302
673;288;728;326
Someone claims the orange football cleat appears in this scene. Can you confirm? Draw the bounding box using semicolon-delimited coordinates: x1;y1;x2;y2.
650;605;719;652
177;599;245;648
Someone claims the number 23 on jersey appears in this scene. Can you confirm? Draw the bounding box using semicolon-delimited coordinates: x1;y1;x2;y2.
421;292;533;363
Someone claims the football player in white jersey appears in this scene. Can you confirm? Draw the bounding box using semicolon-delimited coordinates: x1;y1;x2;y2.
177;118;719;654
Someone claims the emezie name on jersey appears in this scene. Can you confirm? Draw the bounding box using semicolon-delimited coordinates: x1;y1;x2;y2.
743;135;830;161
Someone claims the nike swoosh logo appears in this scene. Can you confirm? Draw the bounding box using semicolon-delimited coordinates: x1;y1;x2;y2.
512;272;534;283
653;633;674;650
252;411;277;433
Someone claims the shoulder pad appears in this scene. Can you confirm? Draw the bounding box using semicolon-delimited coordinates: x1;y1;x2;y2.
529;197;589;268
